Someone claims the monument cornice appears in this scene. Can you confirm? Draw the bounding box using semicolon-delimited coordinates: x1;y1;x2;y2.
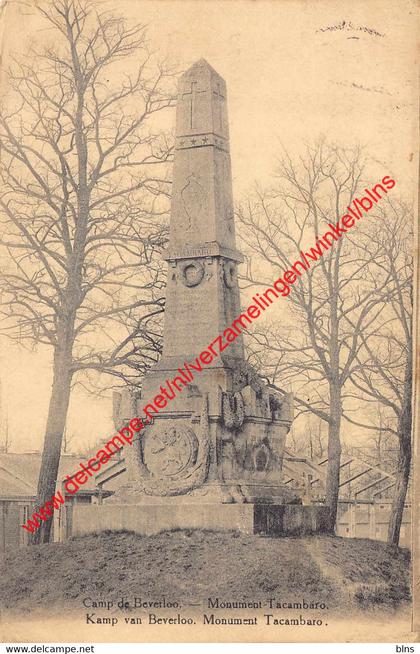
163;241;244;263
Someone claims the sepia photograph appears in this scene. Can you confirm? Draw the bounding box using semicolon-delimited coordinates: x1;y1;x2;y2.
0;0;418;647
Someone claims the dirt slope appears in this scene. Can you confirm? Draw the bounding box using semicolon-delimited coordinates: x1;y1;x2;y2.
0;529;411;617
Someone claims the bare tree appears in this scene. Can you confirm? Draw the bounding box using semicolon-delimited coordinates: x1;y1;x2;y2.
308;419;327;460
344;203;413;545
0;420;12;454
368;406;392;467
286;415;326;460
0;0;176;542
0;379;11;453
237;142;402;531
353;403;399;470
61;426;76;454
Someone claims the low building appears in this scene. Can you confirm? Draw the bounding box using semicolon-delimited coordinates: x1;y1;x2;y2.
0;452;106;551
282;448;412;548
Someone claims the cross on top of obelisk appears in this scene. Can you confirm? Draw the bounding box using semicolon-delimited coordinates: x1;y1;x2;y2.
176;59;229;140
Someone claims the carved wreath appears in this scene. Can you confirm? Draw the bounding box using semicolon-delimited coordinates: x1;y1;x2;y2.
222;391;245;430
179;259;205;287
223;261;236;288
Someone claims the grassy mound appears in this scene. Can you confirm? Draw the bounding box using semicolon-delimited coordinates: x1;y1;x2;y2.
0;530;411;616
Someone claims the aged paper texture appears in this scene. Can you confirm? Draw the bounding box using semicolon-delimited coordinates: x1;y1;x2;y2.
0;0;418;644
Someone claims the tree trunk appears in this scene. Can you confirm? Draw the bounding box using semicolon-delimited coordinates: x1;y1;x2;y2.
32;324;74;544
387;434;411;546
325;383;342;532
388;352;412;546
33;67;87;543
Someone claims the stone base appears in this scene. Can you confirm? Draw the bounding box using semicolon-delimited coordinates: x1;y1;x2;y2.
254;504;331;536
70;503;331;539
107;480;300;505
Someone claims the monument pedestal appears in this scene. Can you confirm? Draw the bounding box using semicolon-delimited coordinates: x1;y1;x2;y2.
71;502;331;539
112;356;298;506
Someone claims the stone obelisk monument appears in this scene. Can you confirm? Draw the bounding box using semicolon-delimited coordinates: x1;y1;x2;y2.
142;59;246;403
160;59;244;364
113;60;295;520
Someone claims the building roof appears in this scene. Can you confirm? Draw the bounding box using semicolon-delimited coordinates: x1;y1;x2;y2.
282;447;409;502
0;452;98;500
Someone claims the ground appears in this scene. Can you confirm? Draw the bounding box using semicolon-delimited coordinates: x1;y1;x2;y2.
0;530;411;617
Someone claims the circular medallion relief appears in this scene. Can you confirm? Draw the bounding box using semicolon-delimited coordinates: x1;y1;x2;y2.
143;426;199;477
179;260;205;287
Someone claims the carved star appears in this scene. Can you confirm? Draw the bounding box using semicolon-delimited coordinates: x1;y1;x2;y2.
191;138;196;144
202;136;208;143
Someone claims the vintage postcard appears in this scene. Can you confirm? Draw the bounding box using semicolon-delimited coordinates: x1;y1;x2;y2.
0;0;418;646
